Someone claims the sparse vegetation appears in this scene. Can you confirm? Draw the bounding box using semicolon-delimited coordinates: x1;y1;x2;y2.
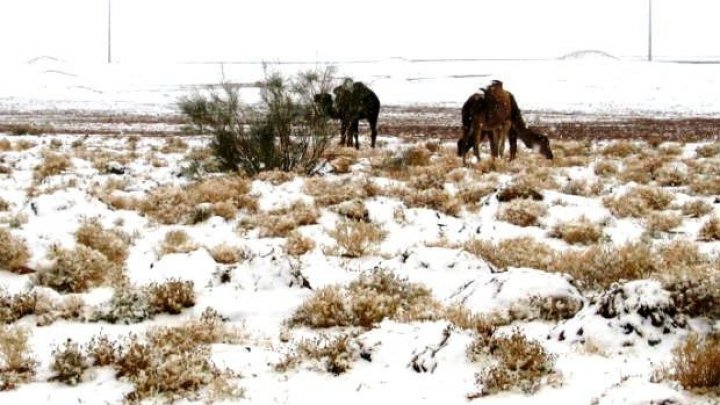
0;326;37;391
35;245;123;293
0;228;30;272
498;199;547;227
289;270;440;328
698;216;720;241
328;219;386;258
663;333;720;393
179;67;336;175
548;217;603;245
470;329;555;396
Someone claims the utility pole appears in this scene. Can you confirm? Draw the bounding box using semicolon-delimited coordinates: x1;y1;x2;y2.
648;0;653;61
107;0;112;63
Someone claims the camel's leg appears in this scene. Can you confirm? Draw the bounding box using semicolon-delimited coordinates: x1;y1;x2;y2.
349;119;360;149
489;130;500;159
369;116;378;148
467;120;483;165
339;120;349;146
497;124;508;158
509;127;519;161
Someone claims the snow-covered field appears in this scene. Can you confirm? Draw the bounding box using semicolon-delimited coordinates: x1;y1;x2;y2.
1;58;720;404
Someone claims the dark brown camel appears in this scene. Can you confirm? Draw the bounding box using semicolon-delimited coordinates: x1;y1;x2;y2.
314;79;380;149
458;83;553;163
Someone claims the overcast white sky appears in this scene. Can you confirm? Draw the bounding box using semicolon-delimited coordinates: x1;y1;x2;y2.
0;0;718;63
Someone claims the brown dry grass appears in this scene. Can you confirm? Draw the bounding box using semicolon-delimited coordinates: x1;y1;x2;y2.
209;244;245;264
593;159;619;177
0;228;30;272
498;199;547;227
696;143;720;158
603;186;674;218
283;231;316;256
0;290;36;324
0;326;37;391
145;279;195;315
698;216;720;241
289;270;440;328
680;199;713;218
601;141;641;157
644;211;682;236
662;334;720;394
33;150;71;182
328;219;386;258
304;178;367;207
239;201;319;238
548;217;604;245
159;230;197;255
35;245;124;293
49;339;88;385
75;218;129;265
117;309;243;403
470;329;555;396
276;333;361;375
463;237;554;271
401;188;462;217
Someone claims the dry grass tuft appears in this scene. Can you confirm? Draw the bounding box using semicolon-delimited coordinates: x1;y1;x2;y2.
276;333;362;375
497;176;544;202
35;245;123;293
304;178;366;207
402;145;432;166
290;270;440;328
328;219;386;258
498;199;547;227
49;339;88;386
159;230;197;255
283;231;316;256
401;188;462;217
86;334;120;367
680;199;713;218
0;198;8;212
593;159;619;177
255;169;295;185
688;176;720;197
209;244;244;264
470;329;555;396
75;218;129;265
548;242;657;290
239;201;319;238
698;216;720;241
116;310;243;403
145;279;195;315
0;326;37;391
0;228;30;272
663;334;720;394
644;211;682;236
548;217;603;245
456;184;497;212
140;186;191;224
696;143;720;158
603;186;674;218
33;150;71;182
601;141;641;157
463;237;554;271
0;290;36;324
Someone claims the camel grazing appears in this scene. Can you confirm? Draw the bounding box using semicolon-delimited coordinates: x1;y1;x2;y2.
457;80;512;164
314;79;380;149
458;82;553;163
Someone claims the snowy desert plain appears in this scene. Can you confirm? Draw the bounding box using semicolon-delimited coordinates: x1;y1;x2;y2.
0;54;720;405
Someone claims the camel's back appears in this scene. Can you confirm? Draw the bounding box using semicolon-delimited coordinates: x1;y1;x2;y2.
485;85;511;127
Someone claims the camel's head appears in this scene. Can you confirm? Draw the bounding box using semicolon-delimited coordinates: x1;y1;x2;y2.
457;136;471;157
314;93;335;117
530;129;554;159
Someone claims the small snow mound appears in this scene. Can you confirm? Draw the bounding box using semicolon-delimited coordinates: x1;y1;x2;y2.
552;280;686;348
450;267;584;322
557;50;619;61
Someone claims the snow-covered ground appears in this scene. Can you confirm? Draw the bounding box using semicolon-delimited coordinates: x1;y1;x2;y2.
1;126;719;404
2;56;720;117
1;56;720;404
